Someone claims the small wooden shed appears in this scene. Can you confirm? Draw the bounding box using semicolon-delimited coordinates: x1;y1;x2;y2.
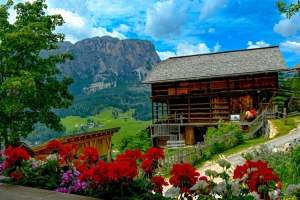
32;127;120;161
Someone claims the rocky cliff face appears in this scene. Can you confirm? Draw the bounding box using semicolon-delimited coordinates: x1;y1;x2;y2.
54;36;161;94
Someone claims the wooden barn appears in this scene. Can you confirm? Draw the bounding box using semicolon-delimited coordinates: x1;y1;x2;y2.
31;127;120;161
142;46;288;147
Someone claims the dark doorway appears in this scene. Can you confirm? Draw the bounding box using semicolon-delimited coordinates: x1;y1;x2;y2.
194;127;207;143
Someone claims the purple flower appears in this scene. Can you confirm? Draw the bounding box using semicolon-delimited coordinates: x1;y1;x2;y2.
0;161;5;175
55;170;87;193
54;187;71;193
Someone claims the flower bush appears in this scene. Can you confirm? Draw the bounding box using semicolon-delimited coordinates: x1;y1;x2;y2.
0;141;300;200
244;109;257;119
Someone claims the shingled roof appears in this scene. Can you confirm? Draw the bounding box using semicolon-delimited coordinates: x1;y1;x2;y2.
142;46;288;84
294;62;300;69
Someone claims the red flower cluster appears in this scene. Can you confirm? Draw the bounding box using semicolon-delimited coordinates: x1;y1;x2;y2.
59;142;78;164
244;110;257;119
46;140;78;165
140;148;164;179
151;176;169;194
169;163;200;194
80;160;112;188
47;139;63;152
233;160;280;193
79;149;143;188
10;171;22;180
4;145;30;169
75;146;99;173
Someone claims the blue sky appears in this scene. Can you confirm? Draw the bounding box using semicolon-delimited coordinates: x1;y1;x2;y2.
2;0;300;67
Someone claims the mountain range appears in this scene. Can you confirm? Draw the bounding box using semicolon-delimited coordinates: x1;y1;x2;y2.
45;36;161;95
25;36;161;145
43;36;161;120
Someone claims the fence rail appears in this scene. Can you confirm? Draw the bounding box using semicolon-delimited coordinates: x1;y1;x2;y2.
158;132;235;172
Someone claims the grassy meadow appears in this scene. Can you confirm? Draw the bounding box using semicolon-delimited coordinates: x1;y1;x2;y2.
60;108;151;145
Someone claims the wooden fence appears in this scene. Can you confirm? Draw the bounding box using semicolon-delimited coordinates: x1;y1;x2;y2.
157;132;235;172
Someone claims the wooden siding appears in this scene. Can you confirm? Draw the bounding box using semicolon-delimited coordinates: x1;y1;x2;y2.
151;73;278;124
32;128;120;161
153;73;277;97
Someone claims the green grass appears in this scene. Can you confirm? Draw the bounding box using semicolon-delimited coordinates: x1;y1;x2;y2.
271;115;300;138
61;108;151;145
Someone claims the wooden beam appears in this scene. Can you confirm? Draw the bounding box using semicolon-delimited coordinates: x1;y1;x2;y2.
188;96;190;123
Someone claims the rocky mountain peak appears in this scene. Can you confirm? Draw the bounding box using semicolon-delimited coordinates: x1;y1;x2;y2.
53;36;161;94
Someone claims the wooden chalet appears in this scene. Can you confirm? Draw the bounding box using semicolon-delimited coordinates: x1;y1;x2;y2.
142;46;288;147
32;127;120;161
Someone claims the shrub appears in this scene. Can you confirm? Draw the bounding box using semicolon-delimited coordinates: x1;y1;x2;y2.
116;129;151;154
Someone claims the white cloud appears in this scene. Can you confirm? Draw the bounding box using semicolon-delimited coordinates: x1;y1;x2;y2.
157;42;221;60
48;8;85;29
156;51;176;60
91;27;126;40
114;24;130;33
145;0;188;39
274;14;300;37
199;0;228;20
247;40;270;49
280;41;300;55
177;42;210;56
208;28;215;33
214;42;221;52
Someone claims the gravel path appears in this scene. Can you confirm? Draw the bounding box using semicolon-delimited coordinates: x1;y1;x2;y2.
163;127;300;194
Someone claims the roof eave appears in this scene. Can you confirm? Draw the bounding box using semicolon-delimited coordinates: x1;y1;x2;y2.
142;68;291;84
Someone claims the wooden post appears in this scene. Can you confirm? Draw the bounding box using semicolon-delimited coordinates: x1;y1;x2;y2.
283;108;287;125
197;142;202;157
188;97;190;123
275;105;278;118
179;149;183;163
152;101;154;124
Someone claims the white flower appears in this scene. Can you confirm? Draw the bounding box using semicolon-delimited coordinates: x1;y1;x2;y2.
29;158;36;162
218;159;231;169
270;190;279;199
46;153;59;161
214;181;226;194
228;181;241;196
205;169;219;178
165;187;180;198
190;180;209;190
214;181;241;197
33;160;45;167
286;183;300;195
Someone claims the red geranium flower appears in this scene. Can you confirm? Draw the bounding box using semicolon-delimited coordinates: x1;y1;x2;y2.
10;171;22;180
4;145;13;156
233;159;280;193
169;163;200;194
78;146;99;167
58;142;78;164
151;176;169;193
143;147;165;160
140;148;165;179
47;139;63;153
74;161;88;173
108;161;138;185
5;147;30;169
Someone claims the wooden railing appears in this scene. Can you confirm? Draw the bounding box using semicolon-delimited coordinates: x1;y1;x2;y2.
246;106;278;139
151;124;180;137
158;132;235;171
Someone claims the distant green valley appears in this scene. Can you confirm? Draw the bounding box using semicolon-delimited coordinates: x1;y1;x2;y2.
61;108;151;144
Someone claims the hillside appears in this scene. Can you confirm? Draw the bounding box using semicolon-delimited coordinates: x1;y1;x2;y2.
60;108;151;144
